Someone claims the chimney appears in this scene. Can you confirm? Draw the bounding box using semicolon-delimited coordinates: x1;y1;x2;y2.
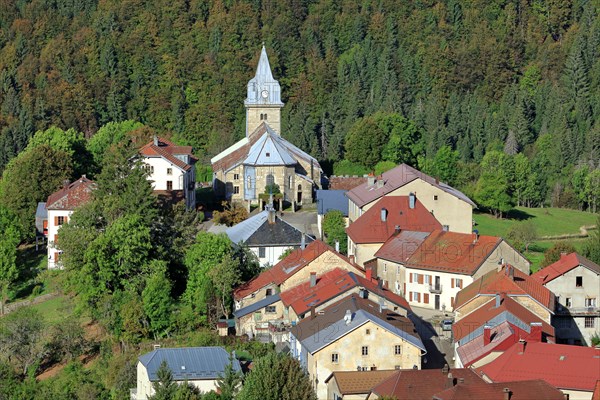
503;387;511;400
376;177;384;189
344;309;353;325
366;268;372;281
301;234;306;250
442;364;449;374
267;206;276;224
495;293;502;308
62;179;70;189
457;378;464;384
529;322;542;342
517;339;526;354
153;344;161;350
310;306;316;319
446;372;454;388
368;176;376;186
483;325;492;345
395;225;400;235
335;240;340;252
508;265;514;280
310;272;317;288
380;208;387;222
153;135;158;146
378;279;383;289
409;192;416;209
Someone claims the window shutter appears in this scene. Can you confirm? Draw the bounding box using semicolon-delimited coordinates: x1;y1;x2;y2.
54;216;58;225
409;273;413;283
409;291;412;301
64;216;68;223
424;293;429;304
429;275;433;284
417;293;421;302
403;283;406;295
451;279;455;288
418;274;423;284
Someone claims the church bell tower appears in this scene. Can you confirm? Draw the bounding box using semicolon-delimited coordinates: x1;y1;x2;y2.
244;46;284;137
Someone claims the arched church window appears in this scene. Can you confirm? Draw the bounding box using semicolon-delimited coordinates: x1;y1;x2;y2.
298;184;302;191
266;174;275;187
264;113;267;120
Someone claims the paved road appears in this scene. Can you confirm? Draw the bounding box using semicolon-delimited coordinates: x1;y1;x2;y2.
410;306;456;369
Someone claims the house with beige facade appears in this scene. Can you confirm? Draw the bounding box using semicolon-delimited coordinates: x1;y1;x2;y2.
532;253;600;346
370;230;530;311
346;194;442;266
289;295;425;400
131;346;240;400
211;46;322;209
139;136;197;210
232;240;364;337
346;164;475;234
46;176;95;270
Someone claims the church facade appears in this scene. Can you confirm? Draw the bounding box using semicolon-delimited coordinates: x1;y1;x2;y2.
211;46;322;209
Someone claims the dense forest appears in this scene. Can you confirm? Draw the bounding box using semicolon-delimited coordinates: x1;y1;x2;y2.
0;0;599;211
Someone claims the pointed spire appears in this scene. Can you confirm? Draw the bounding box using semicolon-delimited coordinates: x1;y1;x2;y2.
254;45;274;82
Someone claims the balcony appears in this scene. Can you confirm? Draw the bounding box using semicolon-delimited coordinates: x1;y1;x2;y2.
429;284;442;294
556;306;600;316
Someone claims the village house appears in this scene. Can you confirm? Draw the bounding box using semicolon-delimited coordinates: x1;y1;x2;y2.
532;252;600;346
226;206;314;267
289;295;425;400
324;370;397;400
452;293;555;368
432;380;567;400
232;240;363;337
131;346;240;400
478;341;600;400
369;230;530;311
454;264;555;323
46;176;95;269
346;194;442;266
211;46;322;209
139;136;197;210
345;163;475;234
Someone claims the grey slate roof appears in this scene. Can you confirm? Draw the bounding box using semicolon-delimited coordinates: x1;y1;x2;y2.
138;347;240;382
233;294;281;318
290;295;425;355
226;210;314;247
316;190;349;216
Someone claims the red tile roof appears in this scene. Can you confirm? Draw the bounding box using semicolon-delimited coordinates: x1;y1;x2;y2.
456;321;517;367
452;295;554;342
454;265;555;312
139;136;196;171
279;268;411;315
478;341;600;392
432;379;566;400
329;176;368;190
46;176;96;210
346;163;475;208
532;252;600;284
324;370;397;395
370;368;483;400
347;196;442;244
404;230;503;275
374;230;430;264
233;240;362;300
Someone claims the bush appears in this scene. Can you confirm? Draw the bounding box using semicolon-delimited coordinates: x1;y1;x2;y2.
332;159;369;176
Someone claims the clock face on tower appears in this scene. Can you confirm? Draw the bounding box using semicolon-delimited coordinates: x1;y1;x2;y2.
261;89;269;99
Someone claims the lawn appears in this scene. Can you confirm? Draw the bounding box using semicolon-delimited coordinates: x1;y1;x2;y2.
473;207;597;272
27;295;74;325
473;207;597;238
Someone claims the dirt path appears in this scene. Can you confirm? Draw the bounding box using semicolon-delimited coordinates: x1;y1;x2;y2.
1;292;58;316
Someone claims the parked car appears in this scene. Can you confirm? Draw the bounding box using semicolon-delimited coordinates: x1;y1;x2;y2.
441;319;453;331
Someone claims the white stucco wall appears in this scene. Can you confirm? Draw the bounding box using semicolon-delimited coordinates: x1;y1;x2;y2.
250;245;294;268
47;209;73;270
142;156;196;209
133;362;220;400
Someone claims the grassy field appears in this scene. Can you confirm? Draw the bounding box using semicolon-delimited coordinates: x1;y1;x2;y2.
26;295;74;325
473;207;597;272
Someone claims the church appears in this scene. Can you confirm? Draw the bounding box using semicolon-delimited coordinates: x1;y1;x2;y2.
211;46;323;210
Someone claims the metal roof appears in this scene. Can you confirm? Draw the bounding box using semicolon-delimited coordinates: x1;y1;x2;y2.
226;210;313;247
243;130;297;166
244;46;284;108
138;347;240;381
233;294;281;318
316;190;349;216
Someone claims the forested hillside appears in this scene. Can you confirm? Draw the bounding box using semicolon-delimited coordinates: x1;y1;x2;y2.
0;0;599;210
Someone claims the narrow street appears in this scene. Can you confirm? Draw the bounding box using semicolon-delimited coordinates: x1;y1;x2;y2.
410;306;456;369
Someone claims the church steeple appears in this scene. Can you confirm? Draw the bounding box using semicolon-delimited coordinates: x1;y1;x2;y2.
245;46;284;137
